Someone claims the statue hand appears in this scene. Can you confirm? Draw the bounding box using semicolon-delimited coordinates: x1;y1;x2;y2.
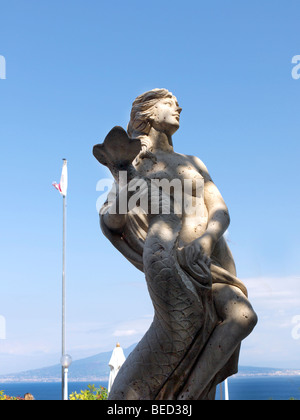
177;234;213;286
193;232;214;261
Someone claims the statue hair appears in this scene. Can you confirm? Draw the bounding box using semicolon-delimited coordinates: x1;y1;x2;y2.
127;88;173;163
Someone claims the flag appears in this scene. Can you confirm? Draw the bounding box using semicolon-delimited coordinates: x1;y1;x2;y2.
53;159;68;197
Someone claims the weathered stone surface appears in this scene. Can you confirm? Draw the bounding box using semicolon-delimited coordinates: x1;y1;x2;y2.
93;89;257;400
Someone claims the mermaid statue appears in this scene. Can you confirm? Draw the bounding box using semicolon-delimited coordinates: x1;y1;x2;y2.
93;89;257;400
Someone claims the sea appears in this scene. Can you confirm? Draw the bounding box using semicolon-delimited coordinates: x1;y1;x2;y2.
1;376;300;400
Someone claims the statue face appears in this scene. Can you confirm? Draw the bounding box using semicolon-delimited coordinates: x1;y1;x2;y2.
151;96;182;135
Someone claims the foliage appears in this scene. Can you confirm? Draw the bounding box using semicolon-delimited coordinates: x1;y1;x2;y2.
69;384;108;400
0;390;24;401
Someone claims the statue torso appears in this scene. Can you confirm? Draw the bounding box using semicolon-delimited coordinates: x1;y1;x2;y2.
123;150;209;252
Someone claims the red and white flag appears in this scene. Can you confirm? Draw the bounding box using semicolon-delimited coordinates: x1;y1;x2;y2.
53;159;68;197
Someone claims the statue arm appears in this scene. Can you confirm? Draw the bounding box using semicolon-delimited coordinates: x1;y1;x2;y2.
100;178;146;233
100;187;144;273
101;201;127;233
100;213;144;273
100;183;129;233
188;156;230;258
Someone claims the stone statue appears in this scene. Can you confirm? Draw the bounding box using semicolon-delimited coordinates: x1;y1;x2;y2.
93;89;257;400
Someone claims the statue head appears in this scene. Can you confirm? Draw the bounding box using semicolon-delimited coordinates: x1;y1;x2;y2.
128;88;182;139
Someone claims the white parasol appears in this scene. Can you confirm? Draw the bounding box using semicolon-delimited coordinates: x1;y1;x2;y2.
108;343;126;394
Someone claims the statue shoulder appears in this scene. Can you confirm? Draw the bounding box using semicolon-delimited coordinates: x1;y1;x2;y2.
185;154;213;182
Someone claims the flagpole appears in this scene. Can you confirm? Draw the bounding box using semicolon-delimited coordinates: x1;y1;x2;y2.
62;192;66;400
53;159;70;400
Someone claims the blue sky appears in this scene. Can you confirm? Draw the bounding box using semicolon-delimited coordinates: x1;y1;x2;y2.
0;0;300;375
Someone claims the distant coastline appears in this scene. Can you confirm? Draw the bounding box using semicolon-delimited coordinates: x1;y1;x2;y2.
0;344;299;384
234;370;300;378
1;370;300;384
0;376;109;384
